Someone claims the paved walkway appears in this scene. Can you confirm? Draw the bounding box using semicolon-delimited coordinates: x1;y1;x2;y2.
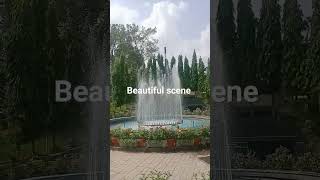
110;150;210;180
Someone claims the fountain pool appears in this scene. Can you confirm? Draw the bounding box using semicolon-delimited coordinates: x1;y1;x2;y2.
110;116;209;129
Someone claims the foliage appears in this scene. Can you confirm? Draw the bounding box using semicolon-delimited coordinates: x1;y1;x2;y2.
192;172;210;180
112;55;130;106
263;146;295;170
177;55;184;83
110;128;123;138
232;151;262;169
295;152;320;172
197;57;208;99
110;24;159;106
176;128;195;139
232;146;320;173
236;0;257;86
139;170;172;180
256;0;282;92
217;0;236;83
190;50;198;91
199;128;210;138
117;128;134;139
170;56;176;69
165;129;176;139
110;127;210;141
183;57;191;88
282;0;305;92
148;128;167;140
217;0;235;52
132;129;149;139
110;24;158;62
183;108;209;116
110;103;135;118
300;0;320;90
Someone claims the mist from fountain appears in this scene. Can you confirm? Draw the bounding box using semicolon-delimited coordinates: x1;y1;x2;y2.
136;59;183;126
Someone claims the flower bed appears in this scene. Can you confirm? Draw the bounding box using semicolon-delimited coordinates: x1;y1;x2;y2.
110;127;210;149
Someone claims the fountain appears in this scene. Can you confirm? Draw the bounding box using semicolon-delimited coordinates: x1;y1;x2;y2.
136;49;183;127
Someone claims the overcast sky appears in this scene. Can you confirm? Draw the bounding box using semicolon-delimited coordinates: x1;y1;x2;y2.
111;0;210;62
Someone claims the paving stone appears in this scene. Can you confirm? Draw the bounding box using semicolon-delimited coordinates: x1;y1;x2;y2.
110;150;210;180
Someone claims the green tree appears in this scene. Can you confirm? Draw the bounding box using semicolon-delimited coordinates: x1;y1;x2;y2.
198;57;206;95
183;57;191;88
152;56;158;82
4;0;53;153
190;50;198;91
177;55;184;83
170;56;176;69
157;53;165;75
256;0;282;92
112;55;129;106
236;0;257;86
110;24;158;93
301;0;320;90
282;0;305;93
217;0;235;83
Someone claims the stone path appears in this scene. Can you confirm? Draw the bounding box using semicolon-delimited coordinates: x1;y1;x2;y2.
110;150;210;180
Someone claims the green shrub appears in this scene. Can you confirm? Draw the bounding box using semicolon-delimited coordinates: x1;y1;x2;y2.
176;128;196;139
295;152;320;172
110;128;122;138
139;170;172;180
132;129;149;139
110;127;210;141
117;128;134;139
148;128;167;140
263;146;295;170
110;103;135;118
232;151;262;169
199;128;209;138
165;129;177;139
192;171;210;180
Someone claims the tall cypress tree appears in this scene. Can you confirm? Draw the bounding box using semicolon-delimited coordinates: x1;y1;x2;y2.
236;0;257;86
170;56;176;69
190;50;198;91
157;53;165;74
256;0;282;92
302;0;320;90
152;56;158;82
217;0;235;83
198;57;206;94
183;57;191;88
112;55;129;106
282;0;305;92
178;55;184;82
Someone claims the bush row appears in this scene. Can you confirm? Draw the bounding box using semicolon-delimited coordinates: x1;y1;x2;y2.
110;127;210;140
232;146;320;172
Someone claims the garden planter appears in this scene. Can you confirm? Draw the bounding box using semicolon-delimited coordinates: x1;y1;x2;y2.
166;139;176;148
119;139;136;148
111;137;119;146
147;140;166;148
176;139;194;147
194;138;201;146
136;138;146;147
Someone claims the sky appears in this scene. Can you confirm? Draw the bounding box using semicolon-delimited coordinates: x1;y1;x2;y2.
110;0;210;62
